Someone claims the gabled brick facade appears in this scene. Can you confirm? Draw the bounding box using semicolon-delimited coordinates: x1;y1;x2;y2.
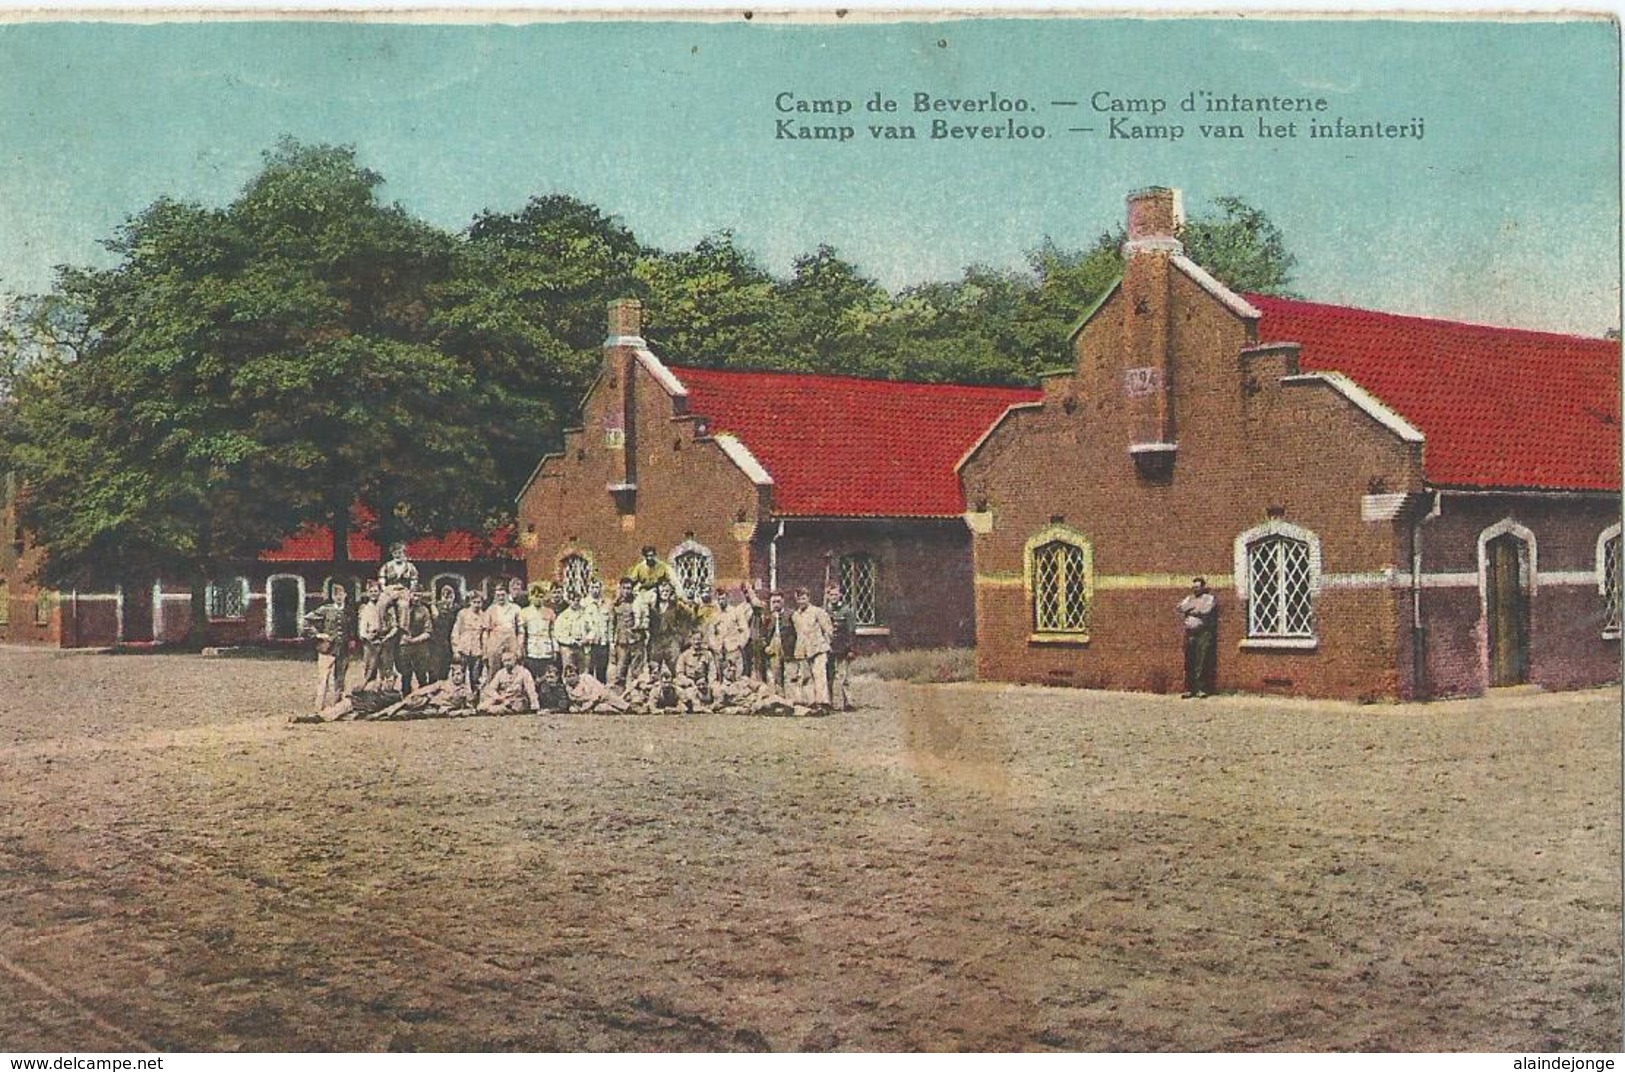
961;187;1621;700
516;300;1040;651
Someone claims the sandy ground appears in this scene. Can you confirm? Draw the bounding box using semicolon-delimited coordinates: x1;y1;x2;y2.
0;645;1618;1052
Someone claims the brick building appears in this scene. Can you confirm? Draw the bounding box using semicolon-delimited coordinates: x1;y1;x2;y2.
516;299;1040;651
0;491;518;648
959;186;1620;700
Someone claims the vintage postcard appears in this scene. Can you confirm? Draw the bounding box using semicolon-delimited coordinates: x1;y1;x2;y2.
0;9;1618;1055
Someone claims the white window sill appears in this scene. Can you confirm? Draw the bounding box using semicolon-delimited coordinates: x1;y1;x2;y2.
208;616;248;623
1239;636;1319;652
1029;632;1090;647
855;626;890;637
1603;628;1621;641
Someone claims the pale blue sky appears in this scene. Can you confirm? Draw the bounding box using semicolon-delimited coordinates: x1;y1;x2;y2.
0;17;1616;334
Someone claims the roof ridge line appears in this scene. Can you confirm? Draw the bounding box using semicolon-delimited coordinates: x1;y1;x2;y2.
1247;292;1618;345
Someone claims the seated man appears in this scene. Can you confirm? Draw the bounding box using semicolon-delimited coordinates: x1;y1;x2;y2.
370;664;477;721
717;663;807;717
564;664;631;714
648;666;682;712
477;649;540;715
714;661;758;715
672;632;716;711
535;662;571;714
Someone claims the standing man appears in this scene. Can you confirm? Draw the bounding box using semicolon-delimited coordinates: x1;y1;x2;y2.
645;579;687;674
452;590;491;692
824;584;856;712
357;578;400;689
581;579;614;683
396;589;437;694
1177;577;1219;699
485;584;522;672
742;581;770;681
713;588;751;684
609;577;646;688
554;592;588;675
759;590;796;693
518;583;558;686
790;587;834;711
304;581;352;713
429;583;461;683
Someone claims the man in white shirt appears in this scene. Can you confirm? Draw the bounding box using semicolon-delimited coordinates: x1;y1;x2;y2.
357;578;400;689
790;587;834;709
580;579;614;682
1176;577;1219;698
518;585;558;684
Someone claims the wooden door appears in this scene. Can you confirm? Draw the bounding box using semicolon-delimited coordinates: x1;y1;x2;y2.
269;577;303;640
1485;534;1529;687
122;581;154;642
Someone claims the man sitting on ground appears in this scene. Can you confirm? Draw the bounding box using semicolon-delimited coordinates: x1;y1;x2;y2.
564;664;631;714
370;664;478;721
673;632;716;710
535;663;571;713
478;649;540;715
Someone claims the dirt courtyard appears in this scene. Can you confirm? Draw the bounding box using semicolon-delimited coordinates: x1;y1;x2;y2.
0;646;1618;1052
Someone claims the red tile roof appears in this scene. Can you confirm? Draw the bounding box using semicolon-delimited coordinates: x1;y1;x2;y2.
1248;294;1621;492
669;366;1042;517
259;507;515;563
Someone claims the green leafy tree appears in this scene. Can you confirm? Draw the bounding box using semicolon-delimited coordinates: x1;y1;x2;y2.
771;245;892;371
3;140;506;642
1181;195;1297;296
438;194;645;492
633;233;782;367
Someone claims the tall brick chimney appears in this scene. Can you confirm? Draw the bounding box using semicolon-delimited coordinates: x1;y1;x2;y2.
607;297;644;343
604;298;644;490
1120;187;1182;467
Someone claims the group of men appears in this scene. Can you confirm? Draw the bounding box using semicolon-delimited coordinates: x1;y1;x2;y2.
298;543;859;722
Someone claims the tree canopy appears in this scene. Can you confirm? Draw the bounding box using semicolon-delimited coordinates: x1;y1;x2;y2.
0;139;1298;612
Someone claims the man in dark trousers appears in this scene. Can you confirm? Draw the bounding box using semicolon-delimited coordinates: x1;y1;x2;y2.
1177;577;1219;698
396;589;437;694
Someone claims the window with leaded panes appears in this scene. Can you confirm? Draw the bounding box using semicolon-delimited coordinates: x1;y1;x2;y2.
206;577;249;620
673;547;713;602
839;553;879;626
1031;539;1090;634
1603;533;1621;637
1245;535;1314;638
560;555;592;601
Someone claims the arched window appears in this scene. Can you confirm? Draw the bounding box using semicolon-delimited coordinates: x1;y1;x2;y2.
34;588;54;626
1599;524;1621;639
0;578;9;626
1235;521;1321;642
1025;526;1092;636
429;573;467;602
205;576;250;620
670;539;715;602
559;554;593;601
838;552;879;626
